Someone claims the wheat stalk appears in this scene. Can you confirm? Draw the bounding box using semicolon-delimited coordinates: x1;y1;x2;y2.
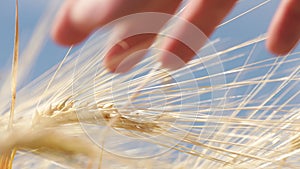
0;0;299;168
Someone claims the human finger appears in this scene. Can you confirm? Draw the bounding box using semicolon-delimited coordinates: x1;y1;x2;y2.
51;0;153;45
103;0;182;72
267;0;300;55
158;0;238;70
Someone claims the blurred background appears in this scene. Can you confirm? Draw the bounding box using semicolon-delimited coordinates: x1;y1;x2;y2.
0;0;289;85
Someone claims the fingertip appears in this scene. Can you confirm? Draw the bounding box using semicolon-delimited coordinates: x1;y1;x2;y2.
266;39;293;56
159;51;186;70
267;0;300;56
159;38;196;70
51;0;93;46
104;44;146;74
104;34;156;73
51;20;90;46
104;44;125;72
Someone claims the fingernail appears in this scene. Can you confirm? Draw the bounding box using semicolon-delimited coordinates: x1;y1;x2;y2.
104;42;145;73
114;51;145;73
104;44;126;72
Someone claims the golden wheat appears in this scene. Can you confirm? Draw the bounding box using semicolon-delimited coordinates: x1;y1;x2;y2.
0;0;299;168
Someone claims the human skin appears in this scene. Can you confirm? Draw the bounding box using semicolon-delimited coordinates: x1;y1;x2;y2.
51;0;300;72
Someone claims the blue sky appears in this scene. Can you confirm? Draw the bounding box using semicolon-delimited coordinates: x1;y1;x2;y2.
0;0;67;83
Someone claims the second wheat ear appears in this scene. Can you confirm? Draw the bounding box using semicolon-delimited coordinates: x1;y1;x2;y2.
8;0;19;131
1;0;19;168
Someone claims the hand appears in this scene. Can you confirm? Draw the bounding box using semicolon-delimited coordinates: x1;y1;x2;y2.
51;0;300;72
